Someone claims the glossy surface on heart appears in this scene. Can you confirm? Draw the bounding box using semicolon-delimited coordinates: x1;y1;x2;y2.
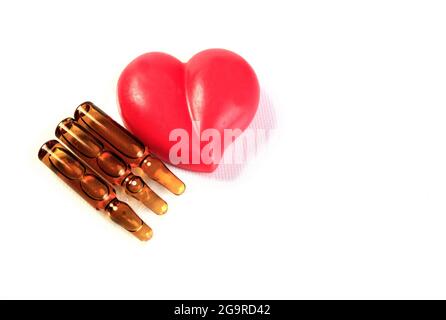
118;49;260;172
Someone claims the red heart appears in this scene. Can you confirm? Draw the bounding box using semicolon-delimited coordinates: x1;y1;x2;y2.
117;49;260;172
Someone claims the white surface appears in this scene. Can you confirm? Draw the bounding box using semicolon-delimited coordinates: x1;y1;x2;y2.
0;0;446;299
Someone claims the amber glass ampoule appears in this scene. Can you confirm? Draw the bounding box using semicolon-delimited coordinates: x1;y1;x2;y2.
38;140;153;241
73;101;185;195
55;118;168;215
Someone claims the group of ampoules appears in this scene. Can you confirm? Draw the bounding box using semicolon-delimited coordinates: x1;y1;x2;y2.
38;102;185;241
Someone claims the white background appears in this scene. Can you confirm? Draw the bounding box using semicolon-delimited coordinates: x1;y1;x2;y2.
0;0;445;299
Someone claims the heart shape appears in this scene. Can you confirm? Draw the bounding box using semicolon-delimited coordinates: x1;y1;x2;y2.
117;49;260;172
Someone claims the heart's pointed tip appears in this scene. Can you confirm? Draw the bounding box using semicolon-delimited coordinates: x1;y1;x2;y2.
199;164;219;173
172;162;220;173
